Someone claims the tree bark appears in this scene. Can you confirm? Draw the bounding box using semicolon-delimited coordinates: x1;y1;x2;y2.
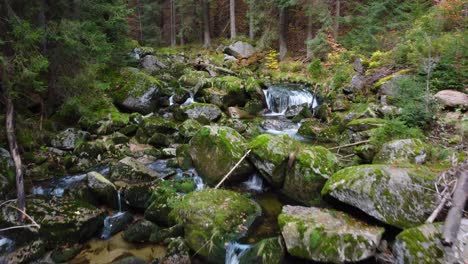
202;0;211;47
306;0;313;59
230;0;236;39
279;7;288;61
334;0;340;40
170;0;176;47
248;0;255;39
4;93;26;222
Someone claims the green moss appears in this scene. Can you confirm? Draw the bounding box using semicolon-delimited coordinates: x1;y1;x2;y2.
211;76;244;92
112;67;162;102
373;69;413;88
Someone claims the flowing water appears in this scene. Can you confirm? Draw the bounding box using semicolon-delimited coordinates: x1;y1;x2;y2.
169;95;175;106
263;84;318;116
242;174;264;192
31;173;87;197
225;242;251;264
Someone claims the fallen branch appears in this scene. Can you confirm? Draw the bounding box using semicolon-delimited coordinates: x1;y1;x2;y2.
328;140;370;150
0;202;40;232
215;149;251;189
426;187;450;223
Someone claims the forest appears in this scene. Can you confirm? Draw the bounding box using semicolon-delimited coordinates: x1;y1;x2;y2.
0;0;467;263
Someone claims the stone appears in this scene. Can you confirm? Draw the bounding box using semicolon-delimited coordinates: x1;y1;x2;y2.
101;211;134;239
248;134;299;188
51;244;83;263
0;197;105;247
51;128;90;150
140;55;167;72
354;58;367;74
122;219;159;243
373;138;428;165
0;240;44;264
159;237;191;264
393;220;468;264
260;119;298;132
110;157;160;183
228;107;253;119
279;206;384;263
322;165;438;228
171;189;261;263
87;171;118;208
121;182;153;210
344;74;365;93
189;126;253;185
178;119;202;140
282;146;338;205
181;103;222;123
112;67;161;114
434;90;468;108
332;94;351;112
149;224;184;243
346;118;386;132
224;41;255;58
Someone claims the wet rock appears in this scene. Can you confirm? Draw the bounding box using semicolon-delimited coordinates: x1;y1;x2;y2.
189;126;253;186
322;165;437;228
148;133;172;148
0;239;44;264
108;132;130;145
278;206;384;263
393;220;468;264
224;41;255;58
260;119;298;132
121;182;153;210
149;224;184;243
248;134;299;187
51;244;83;263
112;67;161;114
178;119;202;140
434;90;468;109
0;236;15;255
123;219;160;243
101;211;134;239
346;118;386;132
110;157;160;183
171;189;261;263
373;139;428;165
0;197;105;247
282;146;338;205
51;128;90;150
87;171;118;208
176;144;192;170
239;236;285;264
181;103;222;123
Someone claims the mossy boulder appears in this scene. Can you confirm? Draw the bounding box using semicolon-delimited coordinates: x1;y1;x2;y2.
178;119;202;140
74;140;107;159
121;182;153;210
159;236;191;264
322;165;437;228
278;205;384;263
178;69;209;87
373;139;428;165
51;128;90;150
123;219;159;243
238;236;285;264
171;189;261;263
110;157;160;183
346;118;386;132
297;119;323;138
248;134;299;188
181;103;222;123
203;87;246;110
0;197;105;248
87;171;118;209
189;126;254;186
282;146;338;205
393;220;468;264
112;67;162;114
50;244;83;263
149;224;184;243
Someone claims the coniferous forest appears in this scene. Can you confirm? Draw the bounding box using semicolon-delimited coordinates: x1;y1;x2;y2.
0;0;467;263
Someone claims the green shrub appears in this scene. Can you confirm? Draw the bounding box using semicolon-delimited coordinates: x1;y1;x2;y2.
279;61;303;73
370;119;424;149
308;59;325;80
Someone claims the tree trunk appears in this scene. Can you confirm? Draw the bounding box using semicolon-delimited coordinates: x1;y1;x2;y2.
202;0;211;47
249;0;255;39
170;0;176;47
334;0;340;40
4;92;26;222
306;0;313;59
279;7;287;61
137;4;143;44
230;0;236;39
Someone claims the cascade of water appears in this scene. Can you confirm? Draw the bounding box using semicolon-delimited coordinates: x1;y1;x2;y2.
225;242;251;264
117;190;122;212
263;85;317;115
242;174;264;192
169;95;175;106
182;91;195;106
31;173;87;197
193;176;205;191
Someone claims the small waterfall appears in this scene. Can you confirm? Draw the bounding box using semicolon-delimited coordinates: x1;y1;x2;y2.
193;176;205;191
182;91;195;106
243;174;264;192
117;190;122;212
100;211;133;240
169;95;175;106
263;85;318;116
225;242;251;264
31;173;87;197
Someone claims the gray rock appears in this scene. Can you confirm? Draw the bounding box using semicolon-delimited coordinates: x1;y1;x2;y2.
51;128;90;150
182;103;222;123
322;165;438;228
87;171;118;208
0;239;44;264
261;119;298;132
110;157;160;183
344;74;365;93
373;139;428;165
122;219;159;243
434;90;468;108
224;41;255;58
279;205;384;263
101;211;134;239
140;55;167;72
354;58;367;74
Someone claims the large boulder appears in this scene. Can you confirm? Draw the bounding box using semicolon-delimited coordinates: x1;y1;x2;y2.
181;103;223;123
172;189;261;263
373;138;428;165
189;126;253;186
109;157;160;183
393;220;468;264
434;90;468;109
322;165;438;228
122;219;159;243
51;128;90;150
248;134;299;188
140;55;167;73
0;197;105;248
224;41;255;58
278;206;384;263
178;119;202;140
112;67;162;114
282;146;338;205
86;171;118;208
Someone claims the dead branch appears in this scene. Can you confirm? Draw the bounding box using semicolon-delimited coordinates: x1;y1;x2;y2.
215;149;251;189
0;201;40;232
328;140;370;150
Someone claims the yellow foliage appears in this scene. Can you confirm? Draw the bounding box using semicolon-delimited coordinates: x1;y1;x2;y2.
265;50;279;70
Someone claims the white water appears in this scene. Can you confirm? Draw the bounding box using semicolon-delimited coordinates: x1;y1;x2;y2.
169;95;174;106
242;174;264;192
117;190;122;212
263;85;318;115
31;173;87;197
193;175;205;191
225;242;251;264
101;211;126;240
182;91;195;106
